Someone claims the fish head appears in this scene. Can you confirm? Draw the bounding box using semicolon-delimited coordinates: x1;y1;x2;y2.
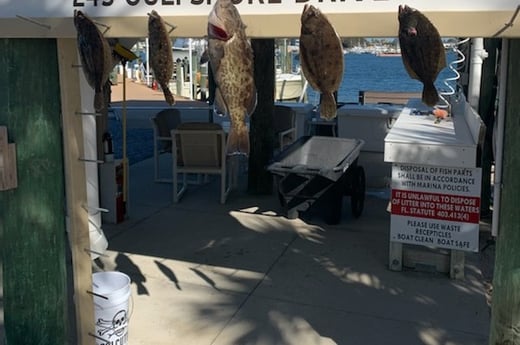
73;10;90;31
208;0;243;42
300;4;322;33
148;10;159;25
398;5;419;37
148;10;163;31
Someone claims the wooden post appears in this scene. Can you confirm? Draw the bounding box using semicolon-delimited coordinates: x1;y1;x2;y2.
0;38;67;345
477;38;500;217
57;38;96;345
248;39;275;194
489;38;520;344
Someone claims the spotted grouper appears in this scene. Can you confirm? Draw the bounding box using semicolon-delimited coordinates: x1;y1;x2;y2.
148;10;175;106
207;0;257;155
74;10;113;112
299;4;344;120
398;5;446;107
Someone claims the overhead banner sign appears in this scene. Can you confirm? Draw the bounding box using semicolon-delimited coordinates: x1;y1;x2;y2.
390;163;482;252
0;0;516;17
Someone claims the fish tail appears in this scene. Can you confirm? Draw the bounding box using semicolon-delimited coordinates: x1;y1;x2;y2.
94;91;104;112
319;93;337;120
422;82;439;107
226;126;250;156
162;86;175;106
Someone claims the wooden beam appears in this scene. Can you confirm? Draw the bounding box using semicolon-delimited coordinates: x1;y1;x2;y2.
56;38;95;345
489;38;520;345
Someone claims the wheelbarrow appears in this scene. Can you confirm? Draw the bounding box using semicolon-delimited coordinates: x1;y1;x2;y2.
268;136;366;225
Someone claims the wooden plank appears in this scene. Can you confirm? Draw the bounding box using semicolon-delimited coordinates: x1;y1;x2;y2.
56;38;95;345
0;126;9;190
5;143;17;190
388;241;403;271
489;38;520;344
449;250;465;279
359;90;421;105
391;241;466;278
0;38;67;345
403;246;450;273
0;125;18;190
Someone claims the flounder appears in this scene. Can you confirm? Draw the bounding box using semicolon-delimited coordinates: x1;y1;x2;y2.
74;10;112;112
148;10;175;106
398;5;446;107
299;4;344;120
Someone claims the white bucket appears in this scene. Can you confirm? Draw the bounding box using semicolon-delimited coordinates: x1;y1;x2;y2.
92;271;131;345
89;227;108;260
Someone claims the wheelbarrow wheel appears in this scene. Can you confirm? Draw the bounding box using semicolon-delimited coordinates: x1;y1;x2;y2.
350;166;365;218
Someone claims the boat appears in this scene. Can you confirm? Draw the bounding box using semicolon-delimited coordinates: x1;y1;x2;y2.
274;38;308;102
275;73;308;102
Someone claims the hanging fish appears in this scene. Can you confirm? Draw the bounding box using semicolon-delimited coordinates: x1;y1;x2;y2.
74;10;113;112
299;4;344;120
207;0;257;155
398;5;446;107
148;10;175;106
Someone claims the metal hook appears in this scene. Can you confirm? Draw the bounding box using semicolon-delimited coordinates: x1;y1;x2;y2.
78;158;104;164
84;247;109;258
75;111;102;117
93;20;111;35
88;332;110;343
16;15;51;30
82;204;109;214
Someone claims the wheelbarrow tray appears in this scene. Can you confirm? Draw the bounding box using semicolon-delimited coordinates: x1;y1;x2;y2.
268;136;365;224
268;136;364;181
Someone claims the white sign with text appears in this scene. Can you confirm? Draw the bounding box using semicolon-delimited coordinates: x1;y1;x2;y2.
390;163;482;252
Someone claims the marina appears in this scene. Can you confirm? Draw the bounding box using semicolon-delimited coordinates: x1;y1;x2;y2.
1;1;519;345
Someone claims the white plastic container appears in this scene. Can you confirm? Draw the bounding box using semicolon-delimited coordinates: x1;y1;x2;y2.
92;271;131;345
337;104;403;188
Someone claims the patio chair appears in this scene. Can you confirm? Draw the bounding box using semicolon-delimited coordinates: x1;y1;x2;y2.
150;108;182;182
171;122;231;204
273;105;296;151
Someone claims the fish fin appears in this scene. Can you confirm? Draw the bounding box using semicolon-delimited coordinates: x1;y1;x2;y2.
94;91;104;112
319;93;337;120
246;88;257;117
214;87;229;116
226;126;250;155
422;82;439;107
162;86;175;106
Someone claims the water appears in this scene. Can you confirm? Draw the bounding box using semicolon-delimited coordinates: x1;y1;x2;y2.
115;51;459;165
307;51;458;105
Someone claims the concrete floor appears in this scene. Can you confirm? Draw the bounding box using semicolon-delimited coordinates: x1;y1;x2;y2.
95;152;493;345
0;80;494;345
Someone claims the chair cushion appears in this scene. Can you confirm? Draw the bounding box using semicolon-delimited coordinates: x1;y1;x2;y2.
174;122;224;166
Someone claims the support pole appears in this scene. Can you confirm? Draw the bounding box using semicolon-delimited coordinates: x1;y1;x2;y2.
122;61;129;209
489;38;520;345
467;38;488;109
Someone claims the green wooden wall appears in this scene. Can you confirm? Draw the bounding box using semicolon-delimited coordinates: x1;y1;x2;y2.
0;39;67;345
